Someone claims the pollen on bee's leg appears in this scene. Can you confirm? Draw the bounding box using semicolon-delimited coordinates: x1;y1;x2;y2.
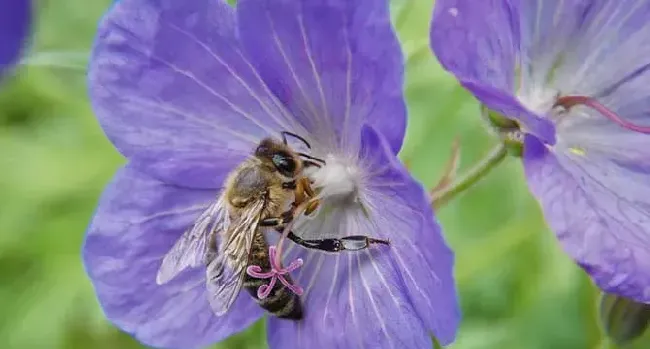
304;200;320;216
555;95;650;134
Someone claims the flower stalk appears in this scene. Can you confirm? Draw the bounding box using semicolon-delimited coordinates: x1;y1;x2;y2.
431;143;508;209
428;137;461;198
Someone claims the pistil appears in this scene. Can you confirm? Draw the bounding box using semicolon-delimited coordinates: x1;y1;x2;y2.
555;95;650;134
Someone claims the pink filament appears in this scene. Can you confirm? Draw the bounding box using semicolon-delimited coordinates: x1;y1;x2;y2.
275;200;311;268
555;95;650;134
246;199;313;299
245;245;304;299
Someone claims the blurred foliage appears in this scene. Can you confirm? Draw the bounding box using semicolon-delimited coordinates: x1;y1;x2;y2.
1;0;649;348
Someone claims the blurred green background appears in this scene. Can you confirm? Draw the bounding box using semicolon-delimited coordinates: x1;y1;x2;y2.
0;0;647;348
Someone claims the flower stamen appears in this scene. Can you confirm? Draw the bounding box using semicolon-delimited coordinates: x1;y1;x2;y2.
555;95;650;134
245;198;314;299
246;245;304;299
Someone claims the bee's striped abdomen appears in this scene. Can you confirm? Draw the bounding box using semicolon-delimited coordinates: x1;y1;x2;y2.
244;230;303;320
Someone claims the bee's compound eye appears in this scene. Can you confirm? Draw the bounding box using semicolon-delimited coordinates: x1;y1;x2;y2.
272;153;296;176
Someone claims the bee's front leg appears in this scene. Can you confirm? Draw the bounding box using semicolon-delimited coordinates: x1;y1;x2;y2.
282;180;296;190
291;178;319;216
259;190;320;227
259;210;294;227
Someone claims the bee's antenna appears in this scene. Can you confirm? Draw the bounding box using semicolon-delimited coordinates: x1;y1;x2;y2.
298;152;326;168
281;131;311;149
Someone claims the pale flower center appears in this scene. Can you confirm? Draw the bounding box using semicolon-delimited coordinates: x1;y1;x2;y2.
516;86;558;116
308;153;362;204
517;84;650;146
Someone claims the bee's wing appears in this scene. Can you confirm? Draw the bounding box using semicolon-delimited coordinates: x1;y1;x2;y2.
156;195;227;285
206;197;266;316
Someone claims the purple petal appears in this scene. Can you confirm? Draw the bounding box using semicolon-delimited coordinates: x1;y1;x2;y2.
237;0;406;153
89;0;294;188
83;164;263;349
430;0;517;92
524;135;650;303
0;0;30;77
515;1;650;109
560;120;650;169
266;127;459;348
514;0;600;93
359;126;461;344
518;0;650;136
267;251;431;349
430;0;555;144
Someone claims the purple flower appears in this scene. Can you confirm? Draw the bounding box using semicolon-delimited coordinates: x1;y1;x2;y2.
431;0;650;302
0;0;30;78
83;0;460;348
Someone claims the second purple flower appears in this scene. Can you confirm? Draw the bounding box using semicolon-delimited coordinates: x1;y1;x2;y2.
431;0;650;303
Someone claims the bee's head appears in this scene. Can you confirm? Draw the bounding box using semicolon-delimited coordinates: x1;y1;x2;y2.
254;138;302;178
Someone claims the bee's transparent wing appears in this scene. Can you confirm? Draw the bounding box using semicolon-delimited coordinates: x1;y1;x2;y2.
156;196;227;285
206;198;266;316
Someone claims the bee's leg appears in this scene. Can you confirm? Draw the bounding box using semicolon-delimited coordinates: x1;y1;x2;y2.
276;228;390;252
293;179;307;207
282;180;296;190
295;177;314;197
259;210;294;227
292;178;319;216
304;200;320;216
259;218;282;227
259;194;319;228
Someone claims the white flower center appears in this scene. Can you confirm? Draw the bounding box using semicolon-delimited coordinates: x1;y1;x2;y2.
516;85;585;151
308;153;362;203
516;86;557;116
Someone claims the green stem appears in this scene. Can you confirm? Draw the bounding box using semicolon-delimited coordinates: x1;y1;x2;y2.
432;143;508;209
595;338;616;349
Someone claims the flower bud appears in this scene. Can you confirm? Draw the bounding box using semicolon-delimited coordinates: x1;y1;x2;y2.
599;292;650;345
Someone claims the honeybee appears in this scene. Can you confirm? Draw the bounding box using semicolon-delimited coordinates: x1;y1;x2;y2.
156;132;390;320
